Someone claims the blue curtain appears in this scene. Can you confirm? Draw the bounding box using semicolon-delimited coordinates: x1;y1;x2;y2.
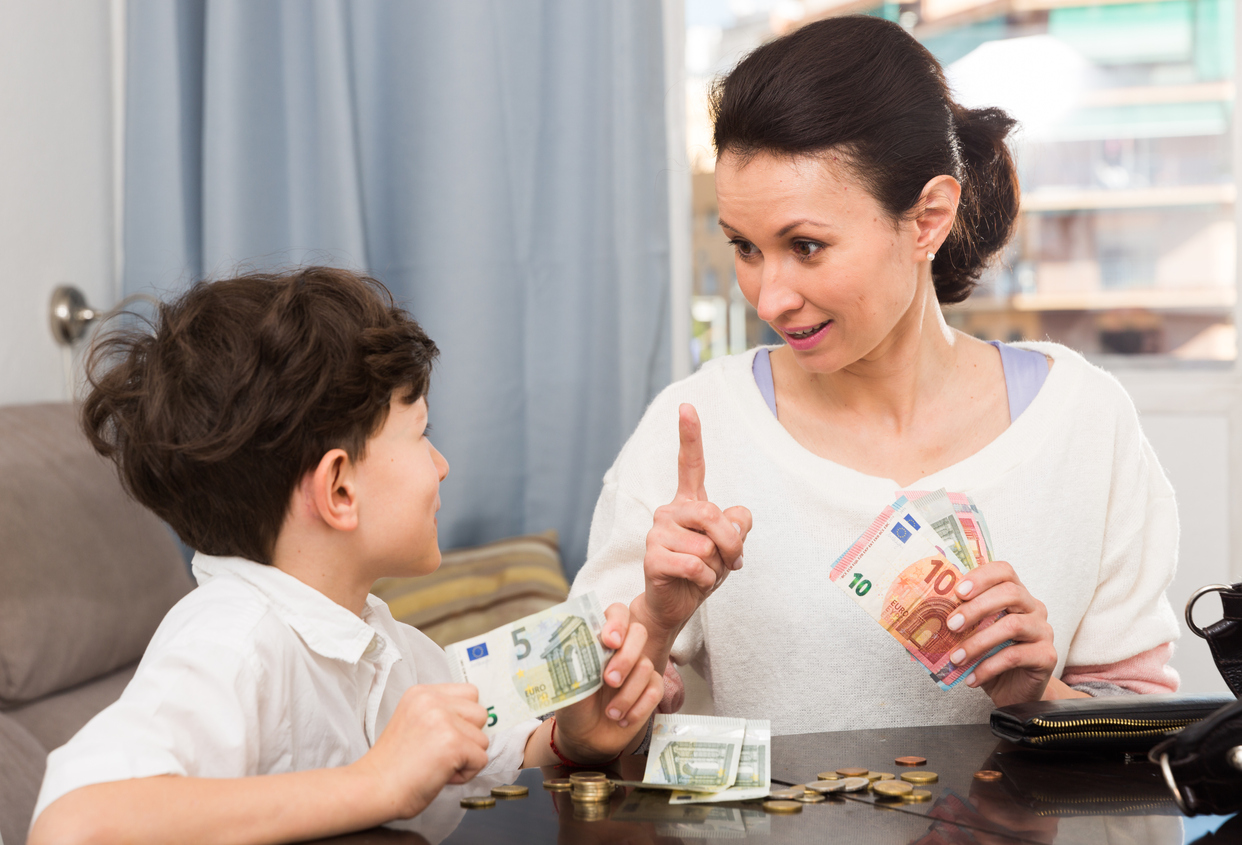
124;0;672;576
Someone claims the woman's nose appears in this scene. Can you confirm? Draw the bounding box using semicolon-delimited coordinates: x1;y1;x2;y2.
754;260;804;324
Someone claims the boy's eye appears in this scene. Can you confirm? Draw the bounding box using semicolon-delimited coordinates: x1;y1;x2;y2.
423;423;433;437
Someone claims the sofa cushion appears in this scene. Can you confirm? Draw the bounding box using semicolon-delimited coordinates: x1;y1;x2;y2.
0;403;194;706
6;662;138;753
371;531;570;647
0;712;46;845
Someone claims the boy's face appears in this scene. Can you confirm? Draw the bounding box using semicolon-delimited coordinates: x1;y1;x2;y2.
354;395;449;578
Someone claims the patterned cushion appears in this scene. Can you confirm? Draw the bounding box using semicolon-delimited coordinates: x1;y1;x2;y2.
371;531;570;647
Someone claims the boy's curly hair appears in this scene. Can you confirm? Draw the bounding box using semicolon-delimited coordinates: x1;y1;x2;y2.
81;267;438;565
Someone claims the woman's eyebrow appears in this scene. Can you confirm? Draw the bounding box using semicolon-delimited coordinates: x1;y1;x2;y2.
776;218;830;237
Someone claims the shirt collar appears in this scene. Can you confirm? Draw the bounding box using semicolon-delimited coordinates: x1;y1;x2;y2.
191;552;390;665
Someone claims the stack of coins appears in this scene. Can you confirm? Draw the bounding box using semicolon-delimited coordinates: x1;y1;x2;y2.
569;772;612;804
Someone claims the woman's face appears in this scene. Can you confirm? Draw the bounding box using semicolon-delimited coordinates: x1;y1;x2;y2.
715;150;930;374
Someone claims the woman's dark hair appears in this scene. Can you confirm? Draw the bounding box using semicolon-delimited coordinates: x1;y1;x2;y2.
82;266;439;565
711;15;1019;303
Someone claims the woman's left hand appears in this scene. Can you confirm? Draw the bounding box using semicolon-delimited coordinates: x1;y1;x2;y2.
945;560;1058;707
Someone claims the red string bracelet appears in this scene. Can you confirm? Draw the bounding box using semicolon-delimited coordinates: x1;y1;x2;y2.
549;717;621;768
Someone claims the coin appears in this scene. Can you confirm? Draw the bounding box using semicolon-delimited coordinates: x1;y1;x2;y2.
570;772;608;782
839;777;871;792
836;767;869;778
492;784;529;798
769;788;803;800
543;778;573;791
816;772;842;781
807;780;847;794
763;800;803;814
900;771;939;784
974;770;1003;782
461;795;496;809
896;756;927;767
869;772;895;781
863;771;882;782
872;781;913;798
903;789;933;803
796;793;826;804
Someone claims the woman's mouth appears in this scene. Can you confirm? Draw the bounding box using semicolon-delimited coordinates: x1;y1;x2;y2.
781;320;832;350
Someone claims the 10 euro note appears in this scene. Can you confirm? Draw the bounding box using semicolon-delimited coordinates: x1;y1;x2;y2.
445;592;613;735
830;497;1000;691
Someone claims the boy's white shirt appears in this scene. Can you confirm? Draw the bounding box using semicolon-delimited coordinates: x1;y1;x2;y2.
32;553;539;824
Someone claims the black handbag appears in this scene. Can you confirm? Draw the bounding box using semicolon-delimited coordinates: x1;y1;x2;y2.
1147;582;1242;816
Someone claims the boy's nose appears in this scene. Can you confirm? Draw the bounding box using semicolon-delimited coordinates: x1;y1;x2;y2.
432;444;450;481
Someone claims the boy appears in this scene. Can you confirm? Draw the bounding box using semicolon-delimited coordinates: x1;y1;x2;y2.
29;268;661;845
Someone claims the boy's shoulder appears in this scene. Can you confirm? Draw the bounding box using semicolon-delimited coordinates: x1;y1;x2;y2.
145;571;291;662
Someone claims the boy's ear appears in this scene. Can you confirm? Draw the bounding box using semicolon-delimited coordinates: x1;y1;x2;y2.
308;449;359;532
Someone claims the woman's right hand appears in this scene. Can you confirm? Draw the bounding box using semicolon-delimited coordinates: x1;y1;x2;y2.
631;404;752;651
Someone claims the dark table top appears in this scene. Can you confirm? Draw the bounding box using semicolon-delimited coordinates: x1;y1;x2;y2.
312;724;1239;845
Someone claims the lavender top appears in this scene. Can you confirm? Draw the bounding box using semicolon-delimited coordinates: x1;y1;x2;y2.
751;341;1049;423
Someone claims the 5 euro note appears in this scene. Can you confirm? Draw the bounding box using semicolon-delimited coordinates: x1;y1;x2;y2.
445;592;613;735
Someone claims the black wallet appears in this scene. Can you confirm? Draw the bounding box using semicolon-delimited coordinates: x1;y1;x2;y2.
990;693;1237;752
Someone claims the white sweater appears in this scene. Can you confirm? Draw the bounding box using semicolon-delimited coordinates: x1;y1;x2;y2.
570;343;1181;736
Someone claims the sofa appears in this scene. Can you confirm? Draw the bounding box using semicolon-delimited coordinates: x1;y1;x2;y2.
0;402;573;845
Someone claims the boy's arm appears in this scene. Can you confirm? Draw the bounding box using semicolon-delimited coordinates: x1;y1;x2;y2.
31;767;388;845
30;684;490;845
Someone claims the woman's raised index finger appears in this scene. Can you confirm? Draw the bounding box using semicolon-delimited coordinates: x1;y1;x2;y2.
676;404;708;501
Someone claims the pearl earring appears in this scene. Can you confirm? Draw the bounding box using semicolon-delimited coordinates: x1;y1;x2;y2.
927;251;936;261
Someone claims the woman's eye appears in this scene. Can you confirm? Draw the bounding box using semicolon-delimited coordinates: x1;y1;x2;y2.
793;240;824;259
729;239;757;258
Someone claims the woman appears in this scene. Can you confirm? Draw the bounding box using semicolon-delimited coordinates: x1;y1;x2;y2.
570;16;1180;736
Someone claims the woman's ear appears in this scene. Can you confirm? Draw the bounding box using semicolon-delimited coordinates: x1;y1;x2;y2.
307;448;360;532
913;174;962;258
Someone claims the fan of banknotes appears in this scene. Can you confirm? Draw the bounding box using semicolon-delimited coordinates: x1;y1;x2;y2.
831;489;1008;691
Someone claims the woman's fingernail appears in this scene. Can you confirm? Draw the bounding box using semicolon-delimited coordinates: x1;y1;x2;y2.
950;649;966;664
608;671;621;686
619;719;629;728
958;581;973;597
947;614;964;631
732;556;744;570
965;673;977;687
607;708;621;720
732;522;741;534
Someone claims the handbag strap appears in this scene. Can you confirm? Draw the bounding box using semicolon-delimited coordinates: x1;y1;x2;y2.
1187;582;1242;697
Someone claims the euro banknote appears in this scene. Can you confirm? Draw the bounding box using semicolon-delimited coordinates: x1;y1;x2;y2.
669;720;771;804
632;714;747;793
830;495;1003;690
444;592;612;735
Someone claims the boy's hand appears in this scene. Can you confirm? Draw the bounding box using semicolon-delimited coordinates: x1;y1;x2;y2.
352;684;489;819
550;603;664;763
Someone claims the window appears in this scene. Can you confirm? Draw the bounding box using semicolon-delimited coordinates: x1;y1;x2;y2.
685;0;1237;365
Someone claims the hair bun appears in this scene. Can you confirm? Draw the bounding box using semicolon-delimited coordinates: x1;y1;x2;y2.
935;105;1021;303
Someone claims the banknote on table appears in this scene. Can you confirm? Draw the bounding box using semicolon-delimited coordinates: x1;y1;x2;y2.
669;720;771;804
830;496;1003;690
444;592;612;735
616;714;746;793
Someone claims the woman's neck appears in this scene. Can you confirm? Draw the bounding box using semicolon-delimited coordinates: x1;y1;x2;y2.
775;284;959;432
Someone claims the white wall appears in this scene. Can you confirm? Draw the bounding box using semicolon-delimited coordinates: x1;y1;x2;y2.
0;0;117;407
